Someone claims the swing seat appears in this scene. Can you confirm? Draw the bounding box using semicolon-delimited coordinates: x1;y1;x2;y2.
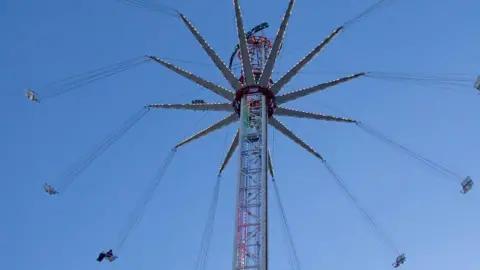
97;249;117;263
26;89;40;103
461;176;474;194
43;183;58;195
96;252;106;262
392;254;406;268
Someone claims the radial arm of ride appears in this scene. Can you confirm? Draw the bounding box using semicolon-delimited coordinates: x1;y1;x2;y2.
276;72;365;104
148;103;234;112
258;0;296;87
267;148;274;177
149;56;235;101
179;13;243;91
219;129;240;174
175;113;239;149
275;107;357;123
269;117;323;160
233;0;255;85
270;26;344;95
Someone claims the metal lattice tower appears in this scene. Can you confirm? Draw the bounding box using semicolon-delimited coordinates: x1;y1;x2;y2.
232;35;272;270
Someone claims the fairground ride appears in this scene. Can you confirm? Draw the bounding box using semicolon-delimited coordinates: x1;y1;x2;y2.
25;0;478;269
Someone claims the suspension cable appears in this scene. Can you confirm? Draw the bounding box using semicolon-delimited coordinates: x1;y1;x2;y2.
115;0;179;17
30;56;151;101
367;72;476;83
43;57;146;90
314;102;465;185
43;57;142;88
116;148;177;251
321;160;401;255
194;131;230;270
365;72;476;94
344;0;396;28
356;122;464;184
194;174;222;270
272;177;301;270
279;0;395;60
49;106;151;194
271;123;299;270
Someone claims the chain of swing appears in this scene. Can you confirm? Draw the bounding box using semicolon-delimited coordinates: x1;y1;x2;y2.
43;106;151;195
26;56;150;102
272;177;302;270
96;148;177;263
312;101;473;193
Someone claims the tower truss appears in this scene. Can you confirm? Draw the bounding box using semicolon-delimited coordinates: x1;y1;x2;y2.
232;33;272;270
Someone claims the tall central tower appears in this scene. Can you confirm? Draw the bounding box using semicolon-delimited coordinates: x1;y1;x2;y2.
144;0;372;267
232;35;274;270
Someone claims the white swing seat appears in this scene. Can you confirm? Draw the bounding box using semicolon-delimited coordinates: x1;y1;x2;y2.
461;176;474;194
392;254;406;268
26;89;40;103
43;183;58;195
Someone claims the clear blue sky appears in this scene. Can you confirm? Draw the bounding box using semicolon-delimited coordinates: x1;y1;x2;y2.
1;0;480;269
